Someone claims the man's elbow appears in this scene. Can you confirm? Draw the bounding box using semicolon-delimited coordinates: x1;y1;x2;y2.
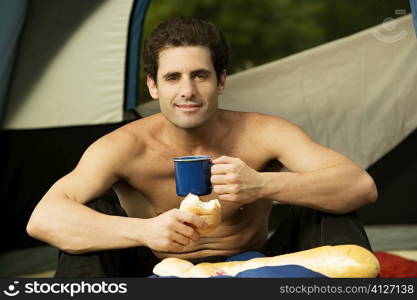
336;172;378;215
27;211;92;255
26;214;41;239
26;212;51;242
27;219;81;254
359;172;378;205
26;212;60;249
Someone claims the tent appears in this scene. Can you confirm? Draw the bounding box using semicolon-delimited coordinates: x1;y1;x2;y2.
139;14;417;225
1;0;416;277
0;0;150;254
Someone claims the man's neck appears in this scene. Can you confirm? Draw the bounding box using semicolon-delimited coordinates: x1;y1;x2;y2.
162;112;223;154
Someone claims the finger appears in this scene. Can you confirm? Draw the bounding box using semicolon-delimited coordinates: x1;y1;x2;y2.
172;232;190;246
211;163;235;175
177;210;208;230
212;156;238;164
210;174;230;184
212;184;237;195
217;193;238;202
152;243;184;254
175;222;200;243
169;240;188;252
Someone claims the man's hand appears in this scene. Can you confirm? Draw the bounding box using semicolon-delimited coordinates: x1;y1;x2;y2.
211;156;265;204
141;209;208;253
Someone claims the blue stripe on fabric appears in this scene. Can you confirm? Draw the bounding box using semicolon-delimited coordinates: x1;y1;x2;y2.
125;0;151;111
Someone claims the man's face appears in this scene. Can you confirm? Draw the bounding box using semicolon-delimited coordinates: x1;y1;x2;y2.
147;46;225;129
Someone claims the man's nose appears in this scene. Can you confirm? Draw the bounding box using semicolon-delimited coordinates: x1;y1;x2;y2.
179;78;196;99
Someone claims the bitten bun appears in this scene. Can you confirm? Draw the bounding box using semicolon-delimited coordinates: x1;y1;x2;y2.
153;245;380;278
179;193;221;234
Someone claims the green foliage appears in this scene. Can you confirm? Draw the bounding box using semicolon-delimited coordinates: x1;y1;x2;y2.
138;0;411;104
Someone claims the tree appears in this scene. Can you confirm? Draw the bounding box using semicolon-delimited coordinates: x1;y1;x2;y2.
138;0;411;104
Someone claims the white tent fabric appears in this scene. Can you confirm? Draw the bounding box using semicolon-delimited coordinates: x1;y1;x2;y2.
138;15;417;169
3;0;134;129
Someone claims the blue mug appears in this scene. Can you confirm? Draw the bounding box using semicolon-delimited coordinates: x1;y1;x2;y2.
173;155;212;196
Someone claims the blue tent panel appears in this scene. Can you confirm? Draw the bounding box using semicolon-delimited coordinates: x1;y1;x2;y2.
0;0;28;125
411;0;417;37
125;0;151;111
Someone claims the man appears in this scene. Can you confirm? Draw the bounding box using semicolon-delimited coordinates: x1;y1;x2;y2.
27;17;377;277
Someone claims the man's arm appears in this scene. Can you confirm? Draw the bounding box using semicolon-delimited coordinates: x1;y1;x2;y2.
27;130;207;254
26;131;144;253
211;114;377;214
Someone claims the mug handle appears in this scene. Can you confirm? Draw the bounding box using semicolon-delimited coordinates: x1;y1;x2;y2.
208;161;213;190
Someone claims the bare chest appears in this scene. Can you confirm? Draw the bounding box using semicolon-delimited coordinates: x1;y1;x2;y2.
114;140;275;219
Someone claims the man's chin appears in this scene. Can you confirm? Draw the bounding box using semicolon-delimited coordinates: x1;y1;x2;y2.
163;110;216;130
170;117;208;129
175;121;206;130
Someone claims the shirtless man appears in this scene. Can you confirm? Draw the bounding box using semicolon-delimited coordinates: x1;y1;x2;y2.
26;17;377;277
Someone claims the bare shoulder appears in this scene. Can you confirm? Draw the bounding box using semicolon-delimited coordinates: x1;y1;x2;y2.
83;118;163;174
220;110;296;133
244;112;313;145
45;115;163;204
98;114;163;156
222;110;315;160
247;112;294;127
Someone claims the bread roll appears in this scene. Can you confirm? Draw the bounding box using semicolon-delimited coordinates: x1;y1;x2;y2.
264;244;380;278
183;263;226;278
153;245;380;278
179;193;221;234
152;257;194;277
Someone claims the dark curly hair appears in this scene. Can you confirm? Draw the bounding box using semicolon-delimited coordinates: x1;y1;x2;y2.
143;16;229;84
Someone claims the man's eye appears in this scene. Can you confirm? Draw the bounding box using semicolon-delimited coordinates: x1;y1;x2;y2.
195;73;209;79
166;75;178;81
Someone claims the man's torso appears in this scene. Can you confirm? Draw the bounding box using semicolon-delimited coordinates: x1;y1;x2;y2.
110;110;282;259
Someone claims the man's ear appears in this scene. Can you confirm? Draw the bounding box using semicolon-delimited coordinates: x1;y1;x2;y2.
217;70;227;95
146;75;159;99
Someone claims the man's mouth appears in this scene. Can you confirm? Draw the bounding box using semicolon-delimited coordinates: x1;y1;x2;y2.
175;103;202;112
